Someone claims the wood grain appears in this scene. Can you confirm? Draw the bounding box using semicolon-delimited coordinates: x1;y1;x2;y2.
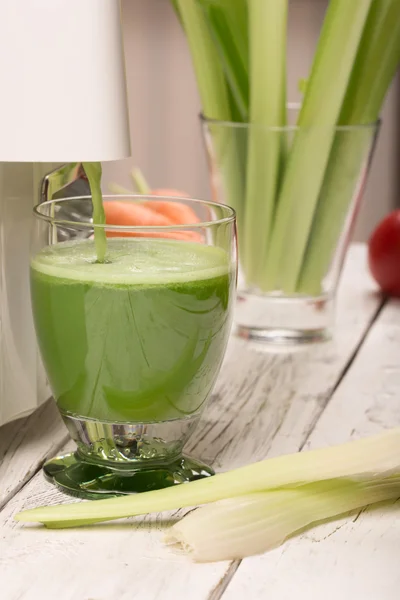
0;399;68;512
0;245;389;600
222;298;400;600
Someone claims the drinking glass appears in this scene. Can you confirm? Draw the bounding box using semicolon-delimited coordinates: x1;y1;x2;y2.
31;195;237;498
202;108;379;343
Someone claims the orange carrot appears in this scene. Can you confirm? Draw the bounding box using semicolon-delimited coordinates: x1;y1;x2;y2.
151;188;190;198
103;200;203;243
105;230;201;242
104;201;171;227
146;188;200;225
143;200;200;225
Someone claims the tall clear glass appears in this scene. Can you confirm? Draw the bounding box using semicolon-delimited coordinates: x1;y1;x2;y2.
31;195;237;498
202;108;379;343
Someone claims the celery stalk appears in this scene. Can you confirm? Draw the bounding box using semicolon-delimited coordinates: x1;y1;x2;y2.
242;0;288;284
176;0;245;236
176;0;231;121
177;0;246;223
167;476;400;562
15;428;400;527
108;183;132;195
263;0;373;293
131;167;151;194
298;0;400;294
197;0;249;121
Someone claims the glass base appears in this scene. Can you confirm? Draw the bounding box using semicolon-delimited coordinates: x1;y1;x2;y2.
43;451;214;499
235;290;334;345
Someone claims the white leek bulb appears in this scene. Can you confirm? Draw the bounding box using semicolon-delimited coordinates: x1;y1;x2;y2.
166;477;400;562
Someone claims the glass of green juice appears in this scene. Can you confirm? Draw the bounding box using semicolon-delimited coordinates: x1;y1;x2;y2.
31;195;237;498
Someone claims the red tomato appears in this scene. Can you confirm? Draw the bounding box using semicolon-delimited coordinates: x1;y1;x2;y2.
368;210;400;297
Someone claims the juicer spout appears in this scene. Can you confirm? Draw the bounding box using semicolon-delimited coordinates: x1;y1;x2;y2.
41;163;88;203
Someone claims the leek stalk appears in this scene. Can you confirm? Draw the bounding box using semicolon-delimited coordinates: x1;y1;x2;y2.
15;428;400;528
166;476;400;562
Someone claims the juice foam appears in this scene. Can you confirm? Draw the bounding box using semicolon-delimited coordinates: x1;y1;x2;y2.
31;238;230;286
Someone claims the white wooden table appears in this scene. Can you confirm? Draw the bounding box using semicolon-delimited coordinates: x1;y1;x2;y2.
1;244;400;600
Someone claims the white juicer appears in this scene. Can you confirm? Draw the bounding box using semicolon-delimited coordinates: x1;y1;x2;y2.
0;0;131;425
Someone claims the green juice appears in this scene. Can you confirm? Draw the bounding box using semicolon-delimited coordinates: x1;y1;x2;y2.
31;238;234;424
82;162;107;262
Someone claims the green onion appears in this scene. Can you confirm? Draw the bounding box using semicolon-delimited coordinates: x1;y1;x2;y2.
15;428;400;529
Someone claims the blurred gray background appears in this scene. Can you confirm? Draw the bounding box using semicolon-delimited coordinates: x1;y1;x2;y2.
102;0;400;241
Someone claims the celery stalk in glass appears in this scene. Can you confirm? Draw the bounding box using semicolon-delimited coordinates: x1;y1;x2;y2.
243;0;288;284
197;0;249;121
175;0;231;121
263;0;373;293
175;0;245;234
298;0;400;294
196;0;250;233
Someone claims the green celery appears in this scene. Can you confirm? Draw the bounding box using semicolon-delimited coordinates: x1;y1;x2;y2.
198;0;249;121
242;0;288;284
298;0;400;294
131;167;151;194
176;0;245;236
196;0;250;236
108;183;132;195
170;0;183;26
263;0;373;293
176;0;231;121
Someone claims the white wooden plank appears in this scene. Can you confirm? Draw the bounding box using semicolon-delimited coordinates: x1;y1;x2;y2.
0;245;383;600
0;399;68;511
223;298;400;600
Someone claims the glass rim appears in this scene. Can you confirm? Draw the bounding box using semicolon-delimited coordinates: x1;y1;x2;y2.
33;195;236;231
200;109;380;132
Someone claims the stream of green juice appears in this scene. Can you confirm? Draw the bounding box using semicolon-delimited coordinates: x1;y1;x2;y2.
82;162;107;262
